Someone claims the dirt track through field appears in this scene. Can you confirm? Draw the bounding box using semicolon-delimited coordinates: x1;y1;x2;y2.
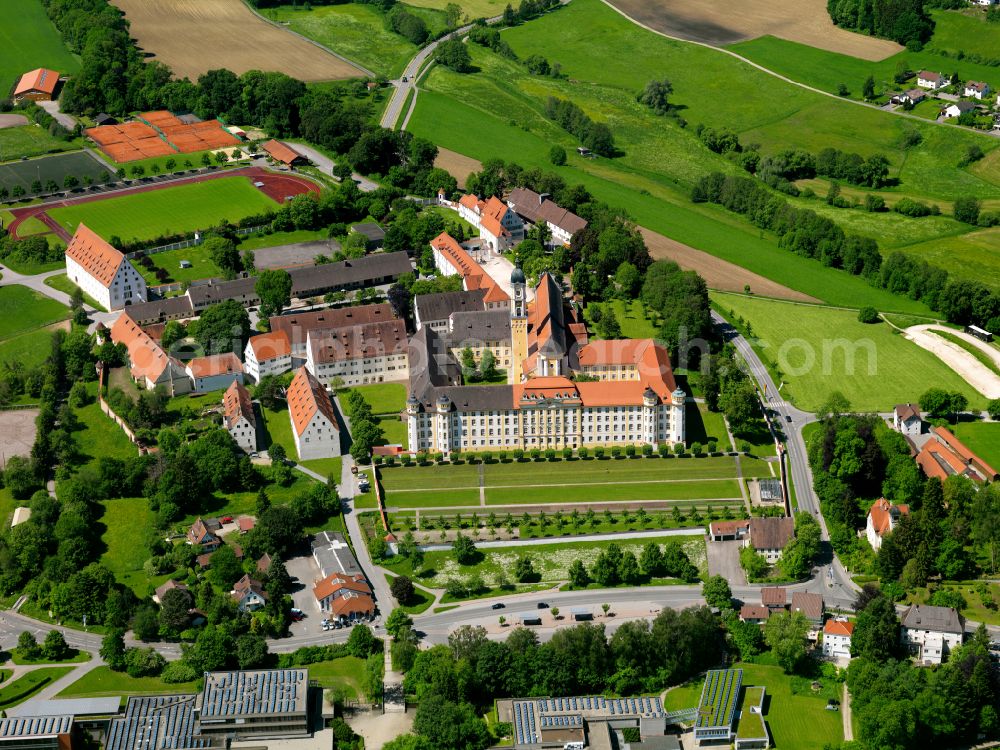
111;0;364;81
605;0;901;60
905;324;1000;399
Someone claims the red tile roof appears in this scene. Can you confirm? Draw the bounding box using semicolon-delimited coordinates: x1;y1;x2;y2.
66;224;125;288
868;498;909;537
313;572;372;601
287;366;339;437
894;403;920;422
430;232;508;305
932;426;999;480
824;619;854;637
110;312;175;384
761;587;787;607
740;604;769;621
262;139;301;165
247;330;291;361
223;381;254;429
14;68;59;97
187;352;242;378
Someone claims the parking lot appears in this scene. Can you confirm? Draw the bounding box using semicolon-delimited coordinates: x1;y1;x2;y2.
284;551;324;638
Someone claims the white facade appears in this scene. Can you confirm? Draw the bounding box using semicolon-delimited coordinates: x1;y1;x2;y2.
291;410;341;461
893;413;921;436
306;343;409;388
917;73;945;90
965;82;990;99
406;395;684;454
244;340;292;383
822;627;852;660
66;254;147;311
227;414;256;453
187;368;243;394
902;628;961;665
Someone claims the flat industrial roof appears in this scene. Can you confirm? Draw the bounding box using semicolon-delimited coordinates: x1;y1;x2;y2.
200;669;308;719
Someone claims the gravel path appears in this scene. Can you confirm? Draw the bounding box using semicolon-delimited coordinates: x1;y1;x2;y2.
904;324;1000;399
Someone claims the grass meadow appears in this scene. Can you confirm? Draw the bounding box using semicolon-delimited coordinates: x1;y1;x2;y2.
0;667;74;709
57;666;200;698
953;421;1000;470
926;8;1000;60
0;127;80;162
0;323;64;368
0;285;68;339
715;292;986;412
0;0;79;94
136;243;227;286
47;177;277;243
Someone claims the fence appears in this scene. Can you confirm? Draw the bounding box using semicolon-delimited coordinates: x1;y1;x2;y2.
96;365;145;454
0;403;40;411
125;224;270;259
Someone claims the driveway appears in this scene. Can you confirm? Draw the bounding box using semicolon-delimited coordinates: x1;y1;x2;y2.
286;143;378;192
706;539;746;587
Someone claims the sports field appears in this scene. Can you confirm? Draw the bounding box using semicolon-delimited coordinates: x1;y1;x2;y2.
378;456;755;509
0;126;79;162
110;0;362;81
715;292;986;412
0;152;111;198
266;4;419;79
0;0;80;94
46;177;277;243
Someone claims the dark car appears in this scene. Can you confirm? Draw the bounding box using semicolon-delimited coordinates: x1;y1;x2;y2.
785;415;793;423
537;602;549;609
491;603;505;610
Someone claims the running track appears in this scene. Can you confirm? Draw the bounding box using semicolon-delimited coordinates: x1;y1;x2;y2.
7;167;321;241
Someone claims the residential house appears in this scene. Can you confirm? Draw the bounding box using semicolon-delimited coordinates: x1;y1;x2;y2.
313;572;375;620
238;516;256;534
761;587;787;612
916;426;999;483
65;224;148;311
185;352;244;393
892;403;922;436
739;604;769;625
866;498;909;550
893;88;926;105
13;68;60;102
708;520;750;542
244;330;292;383
287;366;341;461
506;187;588;247
222;381;256;454
231;574;267;612
745;517;795;564
901;604;964;664
822;619;854;660
917;70;946;90
153;579;190;605
305;319;409;387
187;518;221;551
965;81;990;99
790;591;824;628
256;553;273;574
944;101;977;118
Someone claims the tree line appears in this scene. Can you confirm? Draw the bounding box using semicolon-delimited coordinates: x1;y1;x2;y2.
544;96;616;157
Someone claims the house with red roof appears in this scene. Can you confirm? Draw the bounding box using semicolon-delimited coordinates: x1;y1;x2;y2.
13;68;60;102
244;330;292;383
429;232;510;309
456;194;524;252
313;572;375;621
287;366;340;460
866;498;909;550
915;426;998;484
185;352;243;393
110;312;190;394
822;619;854;659
65;224;147;311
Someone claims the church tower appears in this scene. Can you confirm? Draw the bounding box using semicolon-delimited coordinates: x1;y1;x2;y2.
509;266;528;384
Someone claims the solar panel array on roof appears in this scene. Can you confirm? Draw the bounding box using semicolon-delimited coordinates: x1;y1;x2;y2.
539;714;583;728
105;696;206;750
200;670;307;719
511;695;666;746
0;716;72;738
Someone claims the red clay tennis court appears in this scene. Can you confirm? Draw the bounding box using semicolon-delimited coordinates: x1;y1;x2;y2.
85;111;242;163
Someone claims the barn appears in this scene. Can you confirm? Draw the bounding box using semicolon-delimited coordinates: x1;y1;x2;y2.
13;68;60;102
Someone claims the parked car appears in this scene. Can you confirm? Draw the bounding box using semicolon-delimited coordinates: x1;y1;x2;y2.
221;516;234;524
785;415;793;423
492;603;505;610
537;602;549;609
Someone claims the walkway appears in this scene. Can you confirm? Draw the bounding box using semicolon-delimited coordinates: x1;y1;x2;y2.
412;526;706;552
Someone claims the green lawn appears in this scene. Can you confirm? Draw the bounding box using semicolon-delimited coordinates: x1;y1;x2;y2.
377;415;407;449
385;573;435;614
100;497;160;597
0;0;80;94
927;8;1000;60
735;663;843;750
306;656;366;699
72;382;139;468
300;456;343;482
0;322;66;367
0;667;74;708
11;650;90;665
46;177;277;244
261;403;297;459
686;402;733;452
385;534;707;589
57;665;200;698
44;273;107;311
265;4;418;79
715;293;985;412
239;228;329;252
584;299;660;339
898;228;1000;291
663;677;702;712
0;285;68;340
136;244;226;286
347;383;407;415
0;127;80;161
953;421;1000;471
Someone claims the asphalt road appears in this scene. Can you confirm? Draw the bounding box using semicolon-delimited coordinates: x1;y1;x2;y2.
285;143;378;192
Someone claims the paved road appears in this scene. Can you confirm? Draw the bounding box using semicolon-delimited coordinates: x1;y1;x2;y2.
286;143;378;192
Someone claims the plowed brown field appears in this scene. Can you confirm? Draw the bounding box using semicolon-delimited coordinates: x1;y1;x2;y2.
111;0;364;81
603;0;901;60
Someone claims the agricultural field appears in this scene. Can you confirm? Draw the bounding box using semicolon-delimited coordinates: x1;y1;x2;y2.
607;0;899;58
926;8;1000;60
729;31;1000;103
896;229;1000;290
377;456;759;509
0;285;68;340
46;177;278;244
715;292;986;412
0;0;80;94
110;0;363;81
383;533;707;590
0;151;111;198
408;0;981;311
405;0;505;19
0;126;79;162
264;4;421;79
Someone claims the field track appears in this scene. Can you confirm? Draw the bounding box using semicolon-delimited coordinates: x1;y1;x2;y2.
110;0;364;81
603;0;900;60
6;167;320;241
0;115;28;130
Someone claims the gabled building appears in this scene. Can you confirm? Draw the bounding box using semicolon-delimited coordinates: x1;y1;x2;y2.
506;187;588;247
153;579;190;605
746;517;794;564
916;426;999;483
185;352;243;393
901;604;964;664
231;574;267;612
187;518;221;551
109;312;190;395
822;619;853;659
457;194;524;252
223;381;256;453
866;498;909;550
964;80;990;99
739;604;769;625
287;367;340;461
261;139;305;166
13;68;60;102
244;330;292;383
892;403;922;436
429;232;510;309
944;100;977;118
305;319;409;387
270;303;395;358
760;586;787;612
414;289;486;332
65;224;147;311
790;591;824;628
313;572;375;620
917;70;946;90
